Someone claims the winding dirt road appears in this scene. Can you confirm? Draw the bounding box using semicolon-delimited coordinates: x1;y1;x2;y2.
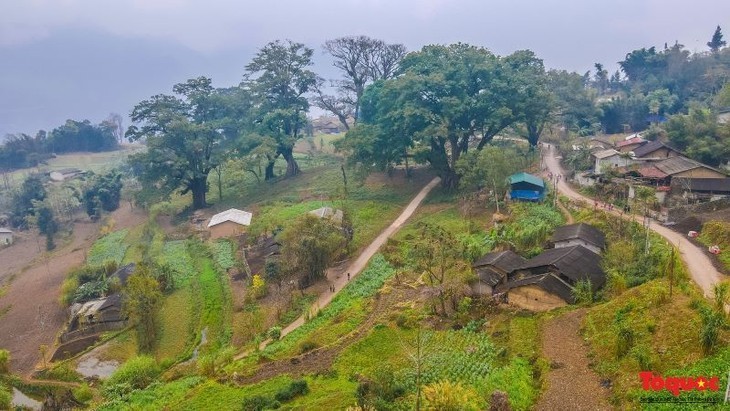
236;176;441;357
544;144;724;298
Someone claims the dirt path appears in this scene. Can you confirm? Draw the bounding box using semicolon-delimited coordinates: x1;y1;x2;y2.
535;309;612;410
544;144;724;299
234;177;441;359
0;204;147;376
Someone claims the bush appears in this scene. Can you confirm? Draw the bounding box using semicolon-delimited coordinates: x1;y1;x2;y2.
104;355;161;398
241;395;280;411
0;349;9;374
73;383;94;404
298;340;319;354
268;326;282;341
274;379;309;402
0;385;11;410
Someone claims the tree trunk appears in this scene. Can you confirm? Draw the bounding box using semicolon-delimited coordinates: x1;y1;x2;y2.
265;160;276;181
190;177;208;210
281;147;300;177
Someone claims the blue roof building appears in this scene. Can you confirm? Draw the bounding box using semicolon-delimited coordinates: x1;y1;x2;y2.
508;172;546;202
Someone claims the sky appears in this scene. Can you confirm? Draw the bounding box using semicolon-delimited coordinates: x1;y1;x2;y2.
1;0;729;138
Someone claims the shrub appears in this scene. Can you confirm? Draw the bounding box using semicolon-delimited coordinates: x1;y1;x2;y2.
572;279;594;305
274;379;309;402
699;308;724;355
298;340;318;354
423;380;481;411
268;326;282;341
104;355;161;398
630;344;653;370
241;395;280;411
73;383;94;404
0;349;9;374
0;385;11;410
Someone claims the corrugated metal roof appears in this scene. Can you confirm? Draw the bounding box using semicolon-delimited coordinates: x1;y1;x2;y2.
308;207;343;223
208;208;253;228
508;172;545;188
654;156;702;175
631;140;678;158
0;228;12;234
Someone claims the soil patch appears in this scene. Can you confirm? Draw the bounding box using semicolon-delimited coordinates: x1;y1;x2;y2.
535;309;611;411
0;204;146;376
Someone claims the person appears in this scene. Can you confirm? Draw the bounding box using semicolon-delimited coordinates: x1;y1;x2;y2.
347;272;351;281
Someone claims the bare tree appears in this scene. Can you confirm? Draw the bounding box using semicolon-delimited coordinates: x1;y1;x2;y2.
315;36;406;129
106;113;125;143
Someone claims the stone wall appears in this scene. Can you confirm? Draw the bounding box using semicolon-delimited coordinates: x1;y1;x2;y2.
667;198;730;223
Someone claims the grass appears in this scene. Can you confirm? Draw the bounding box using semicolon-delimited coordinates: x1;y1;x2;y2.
4;145;144;185
698;221;730;271
154;287;195;362
159;241;196;286
87;229;129;266
259;254;395;360
582;278;729;406
193;253;233;354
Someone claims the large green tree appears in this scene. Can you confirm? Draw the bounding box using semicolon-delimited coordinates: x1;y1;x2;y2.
707;25;727;54
505;50;553;147
127;77;225;209
344;44;542;189
244;40;317;179
123;264;163;353
280;214;344;287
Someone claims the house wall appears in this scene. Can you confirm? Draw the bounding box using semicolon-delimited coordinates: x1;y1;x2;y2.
672;168;727;179
641;147;678;159
508;285;567;311
595;155;634;174
0;232;12;245
209;221;246;239
554;239;601;255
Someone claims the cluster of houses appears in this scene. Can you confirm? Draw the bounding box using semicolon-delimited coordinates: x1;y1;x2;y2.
473;223;606;311
586;135;730;206
205;205;343;240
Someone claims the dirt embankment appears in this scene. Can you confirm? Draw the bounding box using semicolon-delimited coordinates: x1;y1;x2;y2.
0;204;146;376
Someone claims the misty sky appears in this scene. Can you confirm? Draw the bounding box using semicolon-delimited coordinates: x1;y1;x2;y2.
1;0;729;138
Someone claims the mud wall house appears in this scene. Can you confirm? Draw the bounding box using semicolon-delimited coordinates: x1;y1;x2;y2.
615;136;646;153
670;177;730;202
550;223;606;255
629;140;680;160
0;228;12;245
471;250;526;295
508;172;545;202
653;156;727;180
207;208;253;240
502;245;606;311
68;294;125;332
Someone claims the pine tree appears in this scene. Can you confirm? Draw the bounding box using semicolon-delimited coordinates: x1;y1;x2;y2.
707;25;726;53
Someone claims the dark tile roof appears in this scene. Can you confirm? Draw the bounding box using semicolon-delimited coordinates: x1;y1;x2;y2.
631;140;677;158
671;177;730;193
504;273;576;303
473;250;527;286
473;250;526;271
551;223;606;249
515;245;606;289
99;293;122;311
110;263;136;286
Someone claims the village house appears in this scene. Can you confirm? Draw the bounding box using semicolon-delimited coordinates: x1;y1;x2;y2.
68;293;125;331
592;149;634;174
508;172;546;202
629;140;681;160
0;228;13;245
550;223;606;255
472;250;526;295
615;136;646;153
670;177;730;202
208;208;253;239
501;245;606;311
653;156;727;180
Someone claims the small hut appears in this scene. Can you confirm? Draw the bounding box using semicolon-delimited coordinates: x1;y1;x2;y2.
508;172;545;202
